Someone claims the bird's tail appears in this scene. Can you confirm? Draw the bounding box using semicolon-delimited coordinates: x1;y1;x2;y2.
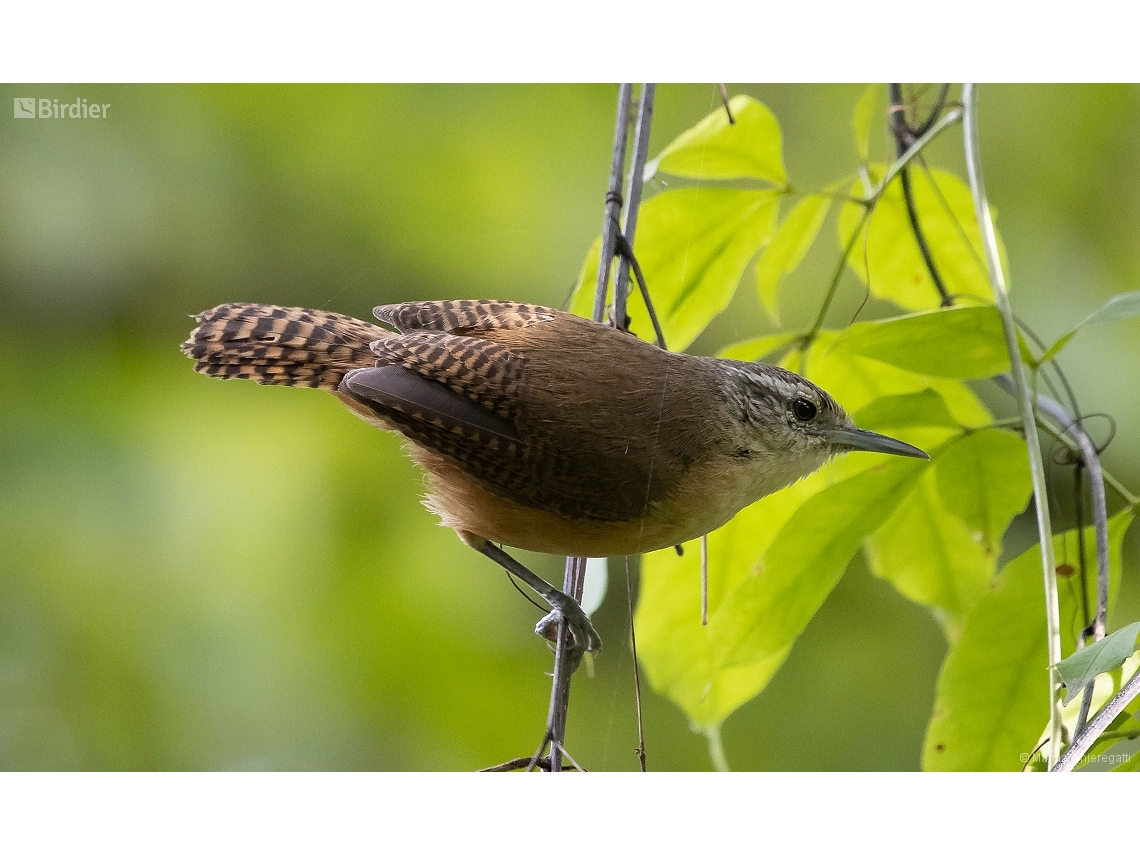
181;303;387;390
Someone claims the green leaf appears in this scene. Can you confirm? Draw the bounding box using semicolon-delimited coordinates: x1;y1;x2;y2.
637;438;935;729
756;195;831;322
571;188;780;351
1080;289;1140;327
717;330;803;363
1112;752;1140;772
834;306;1009;379
711;454;934;672
1057;622;1140;705
804;332;992;429
922;511;1134;771
935;429;1033;557
865;474;994;638
853;389;960;432
636;463;834;728
853;84;884;163
649;95;786;185
1042;290;1140;362
1039;329;1078;364
837;166;1009;311
866;431;1031;634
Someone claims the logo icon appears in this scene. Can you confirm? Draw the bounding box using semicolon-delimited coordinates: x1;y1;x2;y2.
13;98;36;119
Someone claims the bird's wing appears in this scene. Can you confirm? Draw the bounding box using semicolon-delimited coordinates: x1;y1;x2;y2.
344;307;682;524
373;300;556;334
340;329;539;505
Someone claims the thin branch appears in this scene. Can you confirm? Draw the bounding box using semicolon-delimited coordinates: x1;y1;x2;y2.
804;205;871;349
913;83;952;137
614;230;666;349
614;84;656;329
591;83;634;326
550;739;586;772
862;108;962;203
1053;668;1140;772
1024;384;1110;739
717;84;735;124
706;725;731;772
889;83;952;307
963;84;1063;769
624;556;647;771
480;756;567;772
544;84;641;774
801;108;961;355
1032;418;1138;508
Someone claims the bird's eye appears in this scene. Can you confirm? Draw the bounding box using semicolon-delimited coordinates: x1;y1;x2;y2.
792;398;818;422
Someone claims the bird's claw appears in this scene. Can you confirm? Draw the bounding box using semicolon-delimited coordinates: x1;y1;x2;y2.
534;602;601;671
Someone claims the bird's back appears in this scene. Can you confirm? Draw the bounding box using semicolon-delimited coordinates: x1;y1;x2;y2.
183;300;726;546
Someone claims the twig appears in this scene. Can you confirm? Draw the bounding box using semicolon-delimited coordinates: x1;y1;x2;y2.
1032;418;1138;508
717;83;735;124
550;740;586;772
614;231;666;349
804;206;871;352
625;556;647;771
544;84;636;774
1053;668;1140;772
963;84;1062;768
480;756;566;772
913;83;952;137
1016;381;1110;738
889;83;952;307
614;84;656;329
862;108;962;203
706;725;731;772
801;107;962;356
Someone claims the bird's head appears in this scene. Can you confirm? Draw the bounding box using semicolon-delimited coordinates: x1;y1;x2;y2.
721;359;928;491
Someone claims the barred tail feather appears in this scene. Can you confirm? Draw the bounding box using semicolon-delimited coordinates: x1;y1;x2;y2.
181;303;386;390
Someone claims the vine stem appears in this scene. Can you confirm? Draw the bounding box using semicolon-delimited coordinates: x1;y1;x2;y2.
546;83;635;773
706;725;731;772
1053;668;1140;772
962;84;1063;769
1030;389;1109;737
614;84;655;327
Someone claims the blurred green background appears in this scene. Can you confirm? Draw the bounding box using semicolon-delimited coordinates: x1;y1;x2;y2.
1;84;1138;770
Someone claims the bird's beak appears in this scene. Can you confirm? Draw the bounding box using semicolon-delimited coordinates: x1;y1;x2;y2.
825;426;930;460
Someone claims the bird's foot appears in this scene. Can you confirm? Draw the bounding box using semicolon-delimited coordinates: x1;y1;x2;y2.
534;598;602;670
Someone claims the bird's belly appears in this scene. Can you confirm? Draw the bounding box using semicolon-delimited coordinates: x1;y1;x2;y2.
410;445;750;556
408;449;692;555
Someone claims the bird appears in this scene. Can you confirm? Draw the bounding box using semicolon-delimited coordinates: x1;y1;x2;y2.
181;299;928;664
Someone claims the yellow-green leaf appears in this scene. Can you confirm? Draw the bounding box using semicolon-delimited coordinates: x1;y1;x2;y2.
717;331;803;363
865;430;1032;636
865;474;993;639
837;166;1009;311
922;512;1134;771
756;195;831;322
637;341;988;732
711;454;934;673
853;389;960;432
834;306;1009;379
649;95;786;185
805;330;992;428
636;463;837;728
571;188;780;351
935;429;1033;557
